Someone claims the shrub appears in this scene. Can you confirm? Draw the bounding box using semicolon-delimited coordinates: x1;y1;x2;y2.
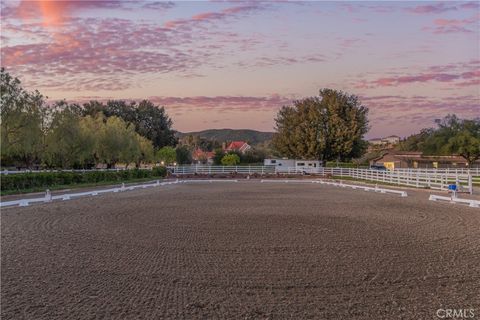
152;166;167;177
0;168;167;193
221;154;240;166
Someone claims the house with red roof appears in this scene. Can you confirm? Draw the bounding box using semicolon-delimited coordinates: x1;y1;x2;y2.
192;148;215;164
224;141;252;154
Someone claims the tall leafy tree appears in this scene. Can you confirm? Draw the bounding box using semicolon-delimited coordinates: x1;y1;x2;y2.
79;115;104;167
396;128;434;152
45;103;95;168
82;99;177;149
397;115;480;166
156;146;176;165
97;116;138;168
423;115;480;166
1;68;47;168
175;146;192;164
133;134;154;168
273;89;369;161
213;148;225;165
135;100;177;148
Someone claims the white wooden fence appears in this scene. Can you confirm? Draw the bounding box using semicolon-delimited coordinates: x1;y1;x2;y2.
260;179;408;197
1;166;477;193
429;194;479;208
0;179;241;208
0;180;179;208
168;165;477;193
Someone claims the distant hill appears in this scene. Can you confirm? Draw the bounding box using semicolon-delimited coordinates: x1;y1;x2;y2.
177;129;274;145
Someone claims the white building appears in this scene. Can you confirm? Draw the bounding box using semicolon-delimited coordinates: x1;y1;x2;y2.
383;135;400;145
369;138;384;146
369;135;400;146
264;159;322;172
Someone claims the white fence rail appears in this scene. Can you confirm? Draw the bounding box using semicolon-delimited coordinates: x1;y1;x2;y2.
429;195;480;208
168;165;476;193
2;166;477;193
169;165;276;175
260;179;408;197
1;179;243;208
0;180;179;208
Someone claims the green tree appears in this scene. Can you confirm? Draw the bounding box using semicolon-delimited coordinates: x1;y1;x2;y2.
213;148;225;165
97;116;137;168
82;99;177;149
240;149;266;163
273;89;369;161
156;146;176;165
423;115;480;166
398;115;480;166
135;100;177;148
133;134;154;168
45;103;95;168
175;146;192;164
445;129;480;166
396;128;434;152
1;68;47;168
78;115;104;167
221;153;240;165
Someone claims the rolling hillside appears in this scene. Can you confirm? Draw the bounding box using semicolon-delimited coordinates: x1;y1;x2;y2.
178;129;274;145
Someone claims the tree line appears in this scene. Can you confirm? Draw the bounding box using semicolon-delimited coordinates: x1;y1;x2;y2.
397;115;480;165
1;69;373;169
1;68;177;169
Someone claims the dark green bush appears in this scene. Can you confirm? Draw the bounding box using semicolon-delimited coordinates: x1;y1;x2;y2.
0;167;167;192
152;166;167;177
326;161;357;168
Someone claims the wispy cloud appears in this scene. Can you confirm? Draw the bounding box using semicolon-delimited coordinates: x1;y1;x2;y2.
406;2;458;14
148;94;293;112
355;62;480;88
361;94;479;137
236;54;326;68
164;3;266;29
423;14;479;34
1;2;271;91
1;0;131;25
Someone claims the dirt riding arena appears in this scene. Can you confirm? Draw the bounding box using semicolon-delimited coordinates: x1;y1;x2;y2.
2;181;479;319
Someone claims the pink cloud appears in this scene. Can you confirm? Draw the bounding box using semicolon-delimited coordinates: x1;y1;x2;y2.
1;0;129;25
340;3;396;14
355;63;480;88
236;54;326;68
360;94;479;137
147;95;293;112
1;12;268;91
461;2;480;10
423;15;479;34
164;4;265;29
406;3;458;14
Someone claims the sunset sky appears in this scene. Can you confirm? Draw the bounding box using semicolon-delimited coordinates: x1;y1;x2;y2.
1;0;479;138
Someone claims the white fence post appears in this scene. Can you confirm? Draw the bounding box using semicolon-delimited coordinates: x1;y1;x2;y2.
469;174;473;194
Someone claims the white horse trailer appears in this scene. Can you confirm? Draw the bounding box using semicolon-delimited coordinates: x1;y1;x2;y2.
264;159;322;173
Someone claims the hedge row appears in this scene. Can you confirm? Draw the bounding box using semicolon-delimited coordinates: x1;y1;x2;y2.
325;162;358;168
0;167;167;192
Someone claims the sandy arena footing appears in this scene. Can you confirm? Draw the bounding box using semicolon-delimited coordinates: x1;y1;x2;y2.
2;182;479;319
